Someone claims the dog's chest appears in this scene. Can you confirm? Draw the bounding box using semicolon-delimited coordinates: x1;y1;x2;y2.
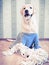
21;20;38;33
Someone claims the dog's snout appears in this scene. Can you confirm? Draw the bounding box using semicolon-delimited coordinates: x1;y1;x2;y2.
25;10;28;13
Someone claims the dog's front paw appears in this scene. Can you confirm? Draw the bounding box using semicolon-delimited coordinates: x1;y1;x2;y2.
2;50;13;56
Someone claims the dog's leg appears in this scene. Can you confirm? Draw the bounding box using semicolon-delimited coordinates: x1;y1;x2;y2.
9;33;22;49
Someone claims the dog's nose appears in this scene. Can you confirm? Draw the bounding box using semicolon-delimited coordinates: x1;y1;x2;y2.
25;10;28;13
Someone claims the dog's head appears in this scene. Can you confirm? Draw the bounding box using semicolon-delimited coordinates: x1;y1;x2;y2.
20;4;36;20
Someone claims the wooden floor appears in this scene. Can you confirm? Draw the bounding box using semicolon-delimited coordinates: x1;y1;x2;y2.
0;40;49;65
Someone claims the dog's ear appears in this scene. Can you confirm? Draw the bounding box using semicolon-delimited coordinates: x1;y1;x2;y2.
20;8;23;15
33;6;36;15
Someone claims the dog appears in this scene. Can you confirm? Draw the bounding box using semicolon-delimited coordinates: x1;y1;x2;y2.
9;4;41;49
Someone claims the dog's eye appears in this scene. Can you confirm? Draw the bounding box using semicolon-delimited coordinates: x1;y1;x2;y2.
23;8;25;9
30;7;32;9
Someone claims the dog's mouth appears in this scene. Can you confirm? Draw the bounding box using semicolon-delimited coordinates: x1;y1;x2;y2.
24;14;29;17
24;14;33;17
